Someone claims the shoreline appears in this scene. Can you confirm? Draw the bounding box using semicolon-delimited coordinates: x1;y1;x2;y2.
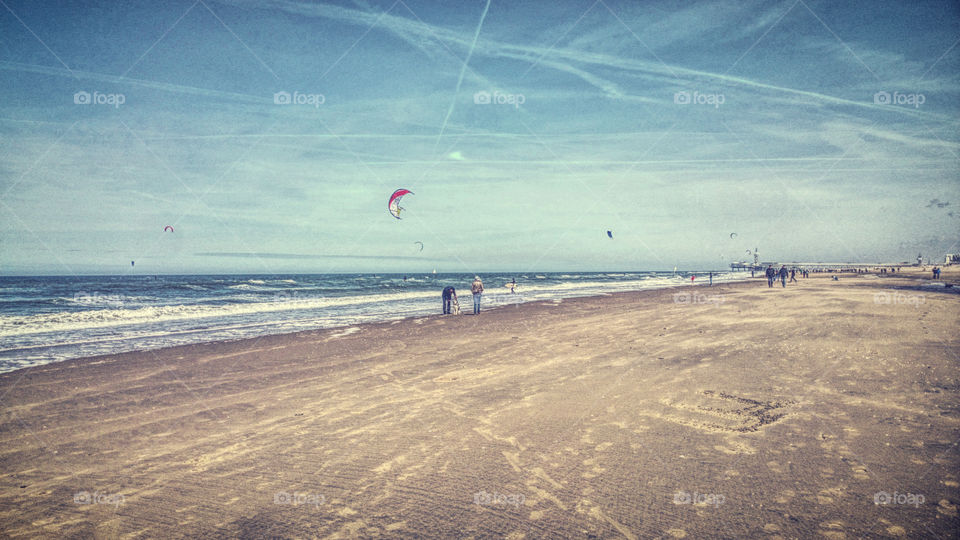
3;269;954;378
8;267;956;378
0;273;752;376
1;272;958;538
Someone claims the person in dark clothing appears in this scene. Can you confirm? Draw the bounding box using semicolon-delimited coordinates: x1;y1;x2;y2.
441;286;457;314
789;268;797;283
778;266;789;287
765;265;776;288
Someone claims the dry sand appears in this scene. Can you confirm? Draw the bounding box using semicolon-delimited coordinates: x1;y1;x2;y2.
1;271;958;538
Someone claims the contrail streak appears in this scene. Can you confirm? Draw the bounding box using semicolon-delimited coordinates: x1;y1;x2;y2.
433;0;492;153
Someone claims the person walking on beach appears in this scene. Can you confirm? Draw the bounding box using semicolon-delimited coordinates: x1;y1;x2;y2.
789;268;797;283
778;265;788;288
765;265;776;288
441;286;457;314
471;276;484;314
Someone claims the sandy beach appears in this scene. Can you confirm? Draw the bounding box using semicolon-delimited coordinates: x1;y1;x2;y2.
1;271;958;539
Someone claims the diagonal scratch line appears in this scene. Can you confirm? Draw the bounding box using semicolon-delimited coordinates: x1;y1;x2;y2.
597;0;680;81
200;0;281;81
918;36;960;82
120;0;200;78
1;121;80;201
798;0;880;82
321;0;400;80
519;0;600;79
725;0;799;75
0;0;79;81
433;0;492;152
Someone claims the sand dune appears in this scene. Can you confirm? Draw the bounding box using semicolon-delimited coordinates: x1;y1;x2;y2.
1;273;958;538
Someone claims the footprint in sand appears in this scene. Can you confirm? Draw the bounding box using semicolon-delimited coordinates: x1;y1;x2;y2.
775;489;795;504
817;487;844;505
850;464;870;480
666;529;686;538
937;499;958;517
818;521;846;539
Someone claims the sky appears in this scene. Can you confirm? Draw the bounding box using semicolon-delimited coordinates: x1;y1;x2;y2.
0;0;958;274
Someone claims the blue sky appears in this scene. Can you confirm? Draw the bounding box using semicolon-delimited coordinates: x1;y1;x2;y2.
1;0;958;274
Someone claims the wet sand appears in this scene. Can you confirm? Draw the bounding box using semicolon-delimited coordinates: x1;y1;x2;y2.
1;271;958;538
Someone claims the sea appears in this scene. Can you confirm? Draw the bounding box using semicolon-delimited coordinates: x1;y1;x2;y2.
0;271;744;373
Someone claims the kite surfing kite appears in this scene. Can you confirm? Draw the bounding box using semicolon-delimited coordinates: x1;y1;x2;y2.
607;230;613;238
164;225;174;232
388;189;413;219
414;241;424;252
729;232;737;239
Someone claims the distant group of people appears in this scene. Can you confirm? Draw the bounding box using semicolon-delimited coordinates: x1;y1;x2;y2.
441;276;485;315
764;265;808;288
820;267;901;274
759;265;931;285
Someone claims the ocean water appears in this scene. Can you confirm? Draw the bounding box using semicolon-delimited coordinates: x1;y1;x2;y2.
0;271;743;373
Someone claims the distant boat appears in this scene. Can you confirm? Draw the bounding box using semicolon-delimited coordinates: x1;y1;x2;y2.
432;269;437;274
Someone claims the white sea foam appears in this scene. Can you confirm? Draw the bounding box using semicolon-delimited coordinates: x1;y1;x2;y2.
0;290;440;338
